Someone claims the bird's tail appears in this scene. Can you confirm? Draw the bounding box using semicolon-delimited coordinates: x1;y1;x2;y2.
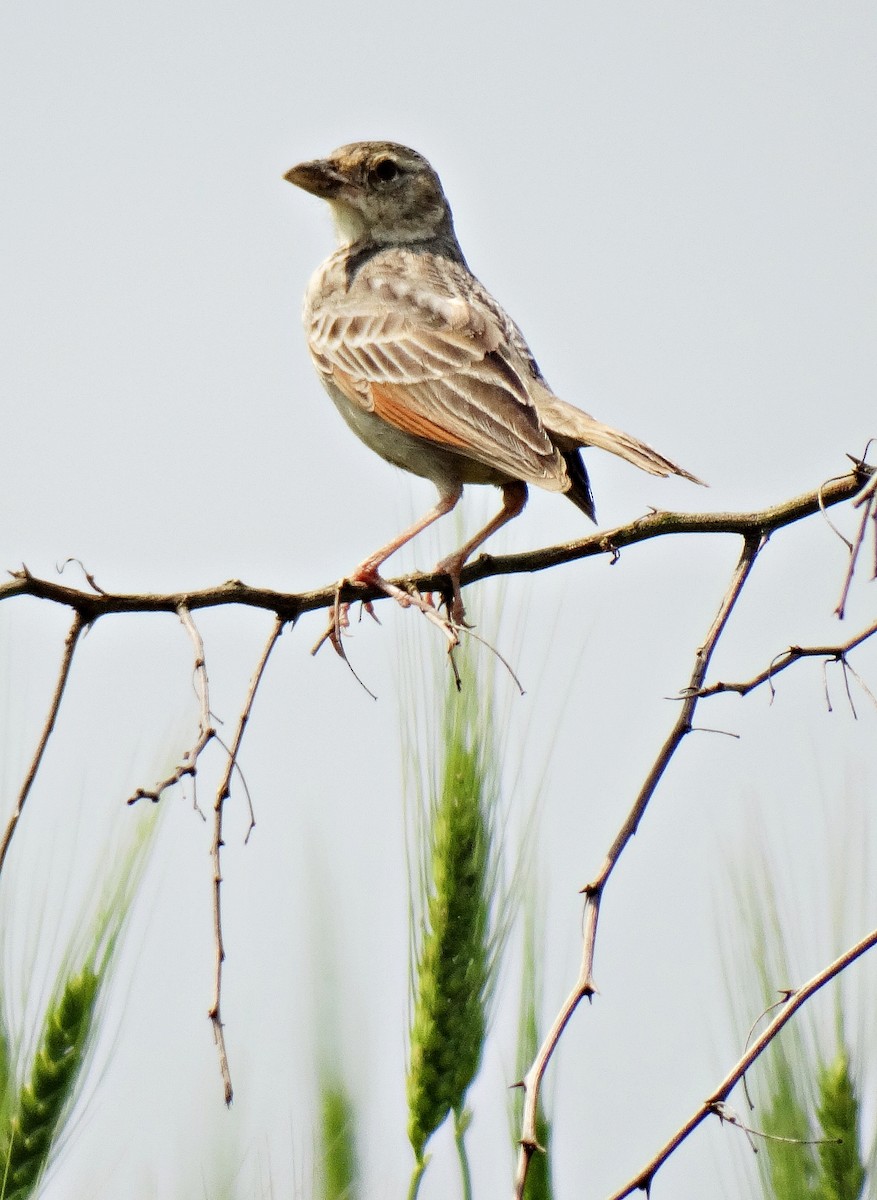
537;393;705;485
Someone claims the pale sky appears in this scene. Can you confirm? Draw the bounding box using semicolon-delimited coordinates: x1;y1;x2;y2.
1;2;876;1197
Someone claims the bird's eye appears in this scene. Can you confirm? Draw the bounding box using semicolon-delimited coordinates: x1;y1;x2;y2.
371;158;400;184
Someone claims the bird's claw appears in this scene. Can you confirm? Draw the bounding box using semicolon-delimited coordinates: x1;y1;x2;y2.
312;571;463;667
310;580;357;657
431;561;471;628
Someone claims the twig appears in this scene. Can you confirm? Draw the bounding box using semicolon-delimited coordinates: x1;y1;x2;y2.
0;612;85;877
212;731;258;842
208;615;285;1104
127;605;216;806
513;533;764;1198
840;658;877;713
58;557;108;594
740;991;794;1111
604;924;877;1200
836;469;877;616
712;1101;839;1149
694;618;877;700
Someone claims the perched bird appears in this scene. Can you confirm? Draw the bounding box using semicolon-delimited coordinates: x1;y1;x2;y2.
285;141;701;640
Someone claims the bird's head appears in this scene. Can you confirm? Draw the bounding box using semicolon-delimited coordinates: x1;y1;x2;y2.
284;142;455;248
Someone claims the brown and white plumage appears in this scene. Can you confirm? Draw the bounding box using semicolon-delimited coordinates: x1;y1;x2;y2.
285;141;702;633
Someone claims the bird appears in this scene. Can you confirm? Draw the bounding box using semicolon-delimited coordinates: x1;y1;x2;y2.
284;141;702;647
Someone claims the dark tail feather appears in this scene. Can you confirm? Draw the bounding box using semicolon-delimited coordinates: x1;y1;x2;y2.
563;450;597;522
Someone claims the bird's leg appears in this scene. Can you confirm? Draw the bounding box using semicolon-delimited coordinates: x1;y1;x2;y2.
434;481;528;624
313;483;463;655
354;483;463;646
353;482;462;585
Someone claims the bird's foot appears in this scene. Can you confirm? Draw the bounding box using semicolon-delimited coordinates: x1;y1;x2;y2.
312;569;460;658
310;578;382;657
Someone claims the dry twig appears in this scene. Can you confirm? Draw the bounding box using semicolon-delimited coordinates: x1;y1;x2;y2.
208;615;285;1104
694;618;877;701
127;605;216;806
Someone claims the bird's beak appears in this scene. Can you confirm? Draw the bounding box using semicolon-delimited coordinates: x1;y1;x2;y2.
284;159;348;199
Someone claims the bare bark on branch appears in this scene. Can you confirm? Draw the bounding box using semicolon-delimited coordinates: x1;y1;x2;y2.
0;470;868;626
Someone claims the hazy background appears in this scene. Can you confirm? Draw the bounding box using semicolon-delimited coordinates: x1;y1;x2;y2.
1;1;875;1196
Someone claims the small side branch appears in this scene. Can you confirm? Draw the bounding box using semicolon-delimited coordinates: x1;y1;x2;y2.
836;467;877;617
208;615;285;1104
0;612;85;876
696;618;877;701
604;924;877;1200
513;535;764;1197
128;605;216;806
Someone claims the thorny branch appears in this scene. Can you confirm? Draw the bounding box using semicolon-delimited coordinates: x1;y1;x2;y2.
695;618;877;701
512;460;876;1199
604;924;877;1200
208;615;285;1105
0;470;869;627
513;532;764;1199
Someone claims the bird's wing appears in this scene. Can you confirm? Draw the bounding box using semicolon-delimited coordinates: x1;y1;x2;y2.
306;258;568;489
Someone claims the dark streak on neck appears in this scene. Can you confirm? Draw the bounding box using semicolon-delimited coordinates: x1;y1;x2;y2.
343;230;469;287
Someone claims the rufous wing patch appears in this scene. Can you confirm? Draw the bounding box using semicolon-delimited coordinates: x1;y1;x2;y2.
369;382;472;450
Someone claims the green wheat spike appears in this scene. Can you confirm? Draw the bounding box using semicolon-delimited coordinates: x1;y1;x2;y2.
758;1054;820;1200
0;804;160;1200
1;967;99;1199
406;650;499;1191
407;717;489;1155
815;1051;866;1200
